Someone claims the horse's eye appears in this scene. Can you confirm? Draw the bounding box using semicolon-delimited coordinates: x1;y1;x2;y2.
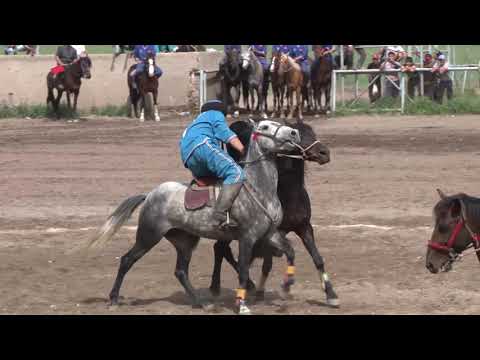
261;125;269;130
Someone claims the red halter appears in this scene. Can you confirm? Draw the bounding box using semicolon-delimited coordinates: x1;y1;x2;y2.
428;219;480;253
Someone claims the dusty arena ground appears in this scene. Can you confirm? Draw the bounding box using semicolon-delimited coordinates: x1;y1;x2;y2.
1;112;480;315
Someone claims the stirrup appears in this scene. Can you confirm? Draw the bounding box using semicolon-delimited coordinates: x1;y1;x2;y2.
218;212;238;230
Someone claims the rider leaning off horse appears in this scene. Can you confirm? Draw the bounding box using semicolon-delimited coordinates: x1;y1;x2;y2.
180;100;246;230
130;45;163;89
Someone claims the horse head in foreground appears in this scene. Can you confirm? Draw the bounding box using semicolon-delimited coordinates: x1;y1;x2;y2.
87;120;301;315
426;189;480;273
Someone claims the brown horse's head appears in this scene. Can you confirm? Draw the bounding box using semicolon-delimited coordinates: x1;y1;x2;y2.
426;189;475;273
287;120;330;165
79;55;92;79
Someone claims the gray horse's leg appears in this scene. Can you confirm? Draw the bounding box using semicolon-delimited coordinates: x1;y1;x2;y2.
109;223;163;305
255;253;273;301
296;223;339;307
236;237;255;314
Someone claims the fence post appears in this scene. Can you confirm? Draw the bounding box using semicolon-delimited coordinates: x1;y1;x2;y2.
420;72;424;97
462;70;467;94
400;72;406;114
332;70;337;113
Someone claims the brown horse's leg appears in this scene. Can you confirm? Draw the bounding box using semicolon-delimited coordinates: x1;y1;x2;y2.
287;88;293;119
54;89;63;119
154;88;160;122
66;91;72;110
297;88;303;121
73;89;80;113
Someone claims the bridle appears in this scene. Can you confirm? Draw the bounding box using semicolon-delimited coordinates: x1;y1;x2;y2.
428;211;480;265
239;123;297;166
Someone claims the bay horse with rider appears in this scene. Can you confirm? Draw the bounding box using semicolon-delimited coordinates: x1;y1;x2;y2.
127;45;163;122
47;45;92;119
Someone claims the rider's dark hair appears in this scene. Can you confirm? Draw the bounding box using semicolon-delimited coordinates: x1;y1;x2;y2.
201;100;226;116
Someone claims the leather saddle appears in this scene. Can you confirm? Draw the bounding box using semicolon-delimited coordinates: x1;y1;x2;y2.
185;177;221;211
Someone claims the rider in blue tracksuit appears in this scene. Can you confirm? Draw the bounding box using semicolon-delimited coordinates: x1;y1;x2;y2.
130;45;163;86
289;45;310;81
272;45;290;56
180;100;246;229
250;45;270;103
224;45;242;54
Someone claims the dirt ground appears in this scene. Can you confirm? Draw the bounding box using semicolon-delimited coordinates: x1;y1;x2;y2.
1;112;480;315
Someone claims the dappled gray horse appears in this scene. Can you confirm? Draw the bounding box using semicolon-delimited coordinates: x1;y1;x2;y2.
241;49;267;119
87;120;301;315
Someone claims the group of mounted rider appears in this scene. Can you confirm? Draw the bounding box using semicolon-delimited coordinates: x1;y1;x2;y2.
46;45;164;120
219;45;337;121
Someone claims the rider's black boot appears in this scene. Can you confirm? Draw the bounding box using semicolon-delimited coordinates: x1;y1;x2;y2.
213;183;244;229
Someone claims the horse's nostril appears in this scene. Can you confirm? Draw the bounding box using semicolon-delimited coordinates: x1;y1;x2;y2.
291;131;297;136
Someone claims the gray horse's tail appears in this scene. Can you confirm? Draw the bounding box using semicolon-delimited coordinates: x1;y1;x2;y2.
87;194;148;250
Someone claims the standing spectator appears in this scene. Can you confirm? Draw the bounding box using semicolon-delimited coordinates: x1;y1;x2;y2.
380;51;402;98
422;53;436;100
432;53;453;104
354;45;367;69
401;56;420;98
367;54;382;103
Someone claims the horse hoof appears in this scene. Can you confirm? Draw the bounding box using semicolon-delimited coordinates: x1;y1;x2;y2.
255;291;265;302
139;118;145;123
327;297;340;308
209;286;221;298
314;114;320;118
238;304;252;315
262;113;268;120
233;111;240;118
155;117;160;122
201;302;217;313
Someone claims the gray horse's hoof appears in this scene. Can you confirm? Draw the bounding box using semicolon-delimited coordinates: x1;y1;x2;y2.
314;114;320;118
202;302;217;313
327;297;340;308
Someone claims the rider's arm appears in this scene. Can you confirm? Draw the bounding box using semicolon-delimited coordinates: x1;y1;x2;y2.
211;113;244;152
229;137;245;156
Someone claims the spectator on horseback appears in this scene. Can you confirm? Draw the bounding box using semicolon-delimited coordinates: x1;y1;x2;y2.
250;45;268;71
289;45;310;81
314;45;336;67
180;100;246;230
224;45;242;55
129;45;163;89
272;45;290;56
52;45;78;81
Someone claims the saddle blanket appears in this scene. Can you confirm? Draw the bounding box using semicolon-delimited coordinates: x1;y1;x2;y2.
51;66;65;75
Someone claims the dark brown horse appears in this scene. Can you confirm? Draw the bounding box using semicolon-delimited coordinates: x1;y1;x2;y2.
311;52;333;115
426;189;480;274
270;52;287;118
127;52;161;122
46;56;92;119
209;119;339;307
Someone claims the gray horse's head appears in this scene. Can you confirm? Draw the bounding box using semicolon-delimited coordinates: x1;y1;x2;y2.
241;49;252;70
251;120;300;154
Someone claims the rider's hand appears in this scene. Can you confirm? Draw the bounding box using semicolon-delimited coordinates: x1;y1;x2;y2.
229;137;245;156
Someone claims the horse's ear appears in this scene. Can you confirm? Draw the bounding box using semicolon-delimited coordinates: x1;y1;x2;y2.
248;118;258;127
437;189;447;199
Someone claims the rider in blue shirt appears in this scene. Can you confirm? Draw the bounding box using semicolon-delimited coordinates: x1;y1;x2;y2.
130;45;163;84
250;45;268;71
224;45;242;54
272;45;290;55
289;45;311;80
180;100;246;229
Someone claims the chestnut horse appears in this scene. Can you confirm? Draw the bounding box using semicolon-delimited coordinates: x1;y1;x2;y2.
280;54;304;120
